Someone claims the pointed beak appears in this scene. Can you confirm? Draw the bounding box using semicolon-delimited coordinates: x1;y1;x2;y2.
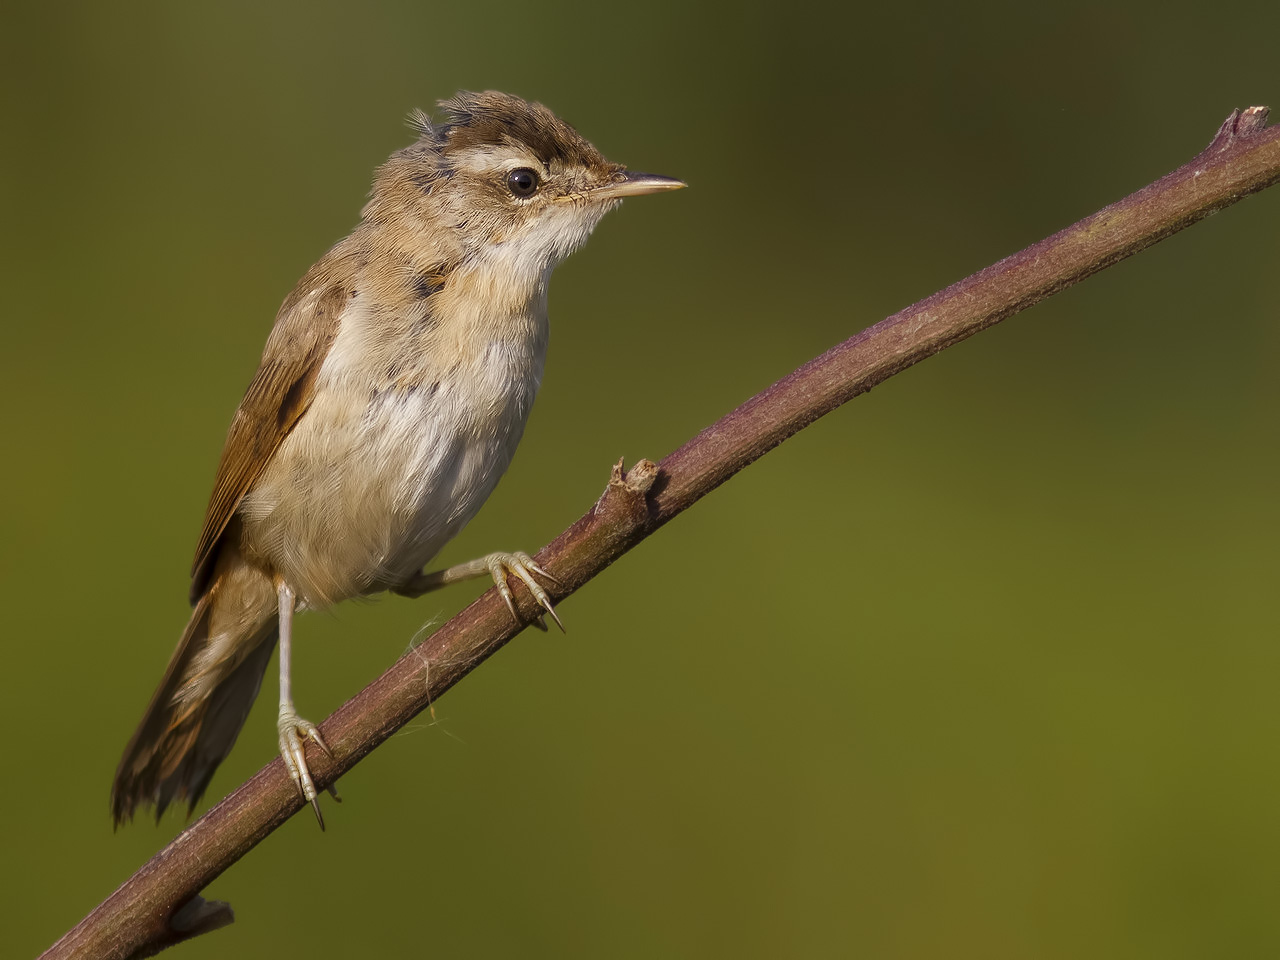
589;171;687;201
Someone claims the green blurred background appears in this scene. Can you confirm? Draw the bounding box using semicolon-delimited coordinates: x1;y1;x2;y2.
4;1;1279;957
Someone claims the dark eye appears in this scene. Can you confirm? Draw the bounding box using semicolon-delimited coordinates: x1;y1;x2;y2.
506;167;540;198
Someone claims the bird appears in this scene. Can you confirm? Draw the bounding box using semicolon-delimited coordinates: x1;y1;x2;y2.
110;90;684;828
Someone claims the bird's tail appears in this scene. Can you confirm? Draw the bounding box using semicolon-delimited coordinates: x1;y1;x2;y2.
111;564;278;826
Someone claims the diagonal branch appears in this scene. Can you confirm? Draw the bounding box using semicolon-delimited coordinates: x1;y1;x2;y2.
43;106;1280;960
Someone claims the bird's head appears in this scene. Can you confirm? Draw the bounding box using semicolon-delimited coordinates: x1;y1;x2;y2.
366;90;684;280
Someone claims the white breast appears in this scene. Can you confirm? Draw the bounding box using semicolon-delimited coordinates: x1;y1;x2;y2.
240;271;549;607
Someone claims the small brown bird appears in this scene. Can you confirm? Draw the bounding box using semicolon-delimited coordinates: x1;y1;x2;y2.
111;91;683;827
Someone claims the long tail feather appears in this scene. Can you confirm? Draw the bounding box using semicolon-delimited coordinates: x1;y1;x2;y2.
112;576;278;826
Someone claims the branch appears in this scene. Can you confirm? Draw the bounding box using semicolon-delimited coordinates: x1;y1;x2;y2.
44;106;1280;960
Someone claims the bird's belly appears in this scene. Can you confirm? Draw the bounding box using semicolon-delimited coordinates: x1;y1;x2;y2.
238;372;536;607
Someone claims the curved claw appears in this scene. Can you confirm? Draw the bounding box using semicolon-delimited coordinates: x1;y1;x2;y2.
486;552;565;632
278;710;331;829
521;557;563;587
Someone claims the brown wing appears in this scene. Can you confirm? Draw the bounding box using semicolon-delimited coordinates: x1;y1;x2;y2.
189;269;351;601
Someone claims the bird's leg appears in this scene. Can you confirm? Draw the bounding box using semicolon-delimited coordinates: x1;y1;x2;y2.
395;552;563;632
276;581;334;828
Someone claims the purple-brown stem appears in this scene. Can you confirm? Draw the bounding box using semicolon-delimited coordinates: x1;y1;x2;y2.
43;107;1280;960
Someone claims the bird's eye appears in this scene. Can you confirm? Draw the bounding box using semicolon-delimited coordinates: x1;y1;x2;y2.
506;167;540;198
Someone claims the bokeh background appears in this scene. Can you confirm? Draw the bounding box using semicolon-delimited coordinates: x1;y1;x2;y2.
5;2;1279;957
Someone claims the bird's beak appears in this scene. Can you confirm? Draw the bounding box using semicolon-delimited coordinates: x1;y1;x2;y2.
589;171;687;200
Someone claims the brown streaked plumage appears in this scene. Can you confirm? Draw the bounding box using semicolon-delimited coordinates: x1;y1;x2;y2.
111;91;683;827
190;274;349;600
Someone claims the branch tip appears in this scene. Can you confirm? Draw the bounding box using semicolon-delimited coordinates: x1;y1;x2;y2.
1208;105;1271;152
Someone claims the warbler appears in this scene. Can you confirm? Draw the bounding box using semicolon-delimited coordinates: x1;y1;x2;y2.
111;90;684;827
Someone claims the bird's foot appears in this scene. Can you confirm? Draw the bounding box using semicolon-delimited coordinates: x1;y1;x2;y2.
278;708;334;828
485;551;563;632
